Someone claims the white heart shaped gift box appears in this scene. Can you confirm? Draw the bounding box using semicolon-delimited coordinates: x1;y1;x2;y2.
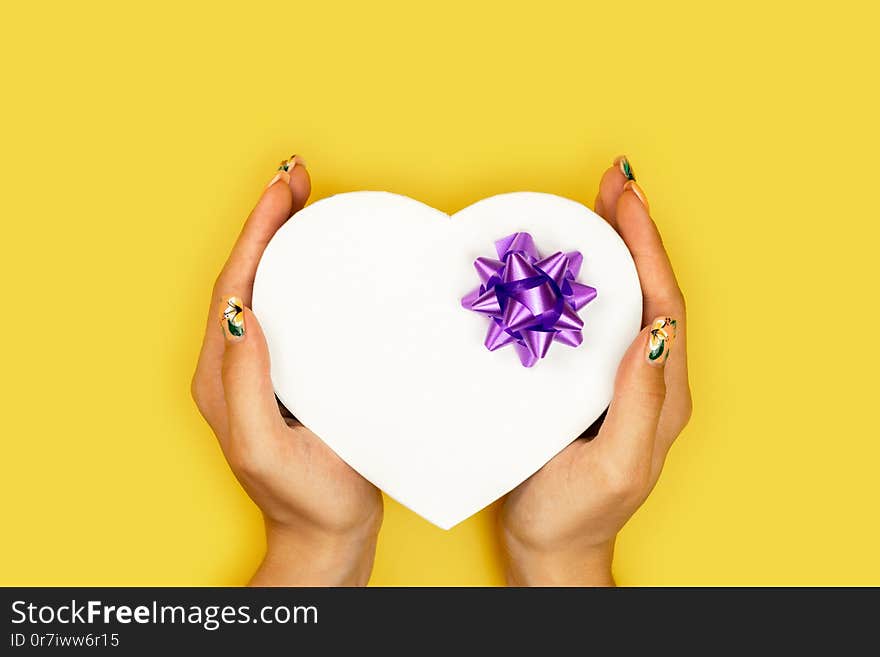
253;191;642;529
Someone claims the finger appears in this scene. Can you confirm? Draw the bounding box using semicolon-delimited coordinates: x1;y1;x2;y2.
593;155;635;227
192;155;309;440
218;299;285;449
614;179;683;324
217;154;311;303
652;315;691;471
595;317;679;482
613;183;691;474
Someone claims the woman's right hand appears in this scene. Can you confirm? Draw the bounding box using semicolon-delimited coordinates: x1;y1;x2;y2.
191;156;383;586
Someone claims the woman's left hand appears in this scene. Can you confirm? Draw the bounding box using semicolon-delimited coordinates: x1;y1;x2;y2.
501;158;692;586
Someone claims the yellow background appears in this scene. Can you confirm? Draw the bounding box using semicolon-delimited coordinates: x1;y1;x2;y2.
2;1;878;586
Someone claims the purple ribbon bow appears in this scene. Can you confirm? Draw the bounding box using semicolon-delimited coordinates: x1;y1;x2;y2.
461;232;597;367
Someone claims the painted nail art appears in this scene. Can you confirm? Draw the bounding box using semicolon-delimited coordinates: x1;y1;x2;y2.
267;154;307;188
616;155;636;181
623;180;650;211
266;169;290;188
647;317;677;365
220;296;245;340
278;154;306;172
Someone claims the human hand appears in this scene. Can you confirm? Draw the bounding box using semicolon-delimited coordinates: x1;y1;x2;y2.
501;157;692;586
191;156;383;586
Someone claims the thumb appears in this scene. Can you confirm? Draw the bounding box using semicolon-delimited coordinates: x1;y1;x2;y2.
596;316;678;476
218;296;284;444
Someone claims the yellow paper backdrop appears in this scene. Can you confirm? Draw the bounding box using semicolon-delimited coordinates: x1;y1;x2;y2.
2;0;878;586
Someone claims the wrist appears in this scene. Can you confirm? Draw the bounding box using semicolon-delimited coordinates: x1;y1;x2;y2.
249;520;379;587
504;537;615;587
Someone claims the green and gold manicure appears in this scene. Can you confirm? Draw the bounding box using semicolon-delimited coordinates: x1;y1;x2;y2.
647;317;676;365
220;296;245;340
278;154;306;172
616;155;636;181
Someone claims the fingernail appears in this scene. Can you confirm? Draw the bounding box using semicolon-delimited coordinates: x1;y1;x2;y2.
265;169;290;189
646;317;677;366
220;296;246;341
266;154;307;189
614;155;636;181
623;180;650;212
279;154;307;172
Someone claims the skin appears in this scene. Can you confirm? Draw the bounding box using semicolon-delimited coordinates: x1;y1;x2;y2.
191;157;691;586
501;165;692;586
191;164;382;586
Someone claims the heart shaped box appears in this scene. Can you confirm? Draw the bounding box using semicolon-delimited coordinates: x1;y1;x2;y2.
253;192;642;529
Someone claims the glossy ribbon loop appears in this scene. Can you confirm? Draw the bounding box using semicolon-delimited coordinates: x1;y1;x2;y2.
461;232;597;367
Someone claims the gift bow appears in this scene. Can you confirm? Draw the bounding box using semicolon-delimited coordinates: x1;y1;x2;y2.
461;232;597;367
